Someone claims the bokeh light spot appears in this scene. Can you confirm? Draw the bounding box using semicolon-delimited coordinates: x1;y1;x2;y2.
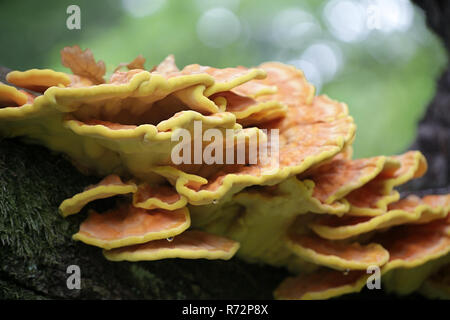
288;59;322;93
301;42;342;81
324;0;368;43
365;0;414;33
194;0;240;11
121;0;166;18
197;7;241;48
271;8;321;49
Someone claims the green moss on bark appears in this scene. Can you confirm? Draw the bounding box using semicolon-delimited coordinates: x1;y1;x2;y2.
0;138;288;299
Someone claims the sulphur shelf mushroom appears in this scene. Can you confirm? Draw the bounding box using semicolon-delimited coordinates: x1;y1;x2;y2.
0;45;449;299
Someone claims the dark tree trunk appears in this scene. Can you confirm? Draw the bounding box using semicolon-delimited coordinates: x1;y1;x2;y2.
402;0;450;195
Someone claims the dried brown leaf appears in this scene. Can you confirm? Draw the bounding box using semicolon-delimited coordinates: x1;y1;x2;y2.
60;45;106;84
113;55;146;73
152;55;179;74
127;54;146;70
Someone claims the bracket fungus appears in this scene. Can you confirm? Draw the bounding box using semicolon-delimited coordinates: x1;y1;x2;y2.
0;45;449;299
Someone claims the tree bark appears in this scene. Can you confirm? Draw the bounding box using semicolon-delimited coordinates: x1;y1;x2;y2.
402;0;450;195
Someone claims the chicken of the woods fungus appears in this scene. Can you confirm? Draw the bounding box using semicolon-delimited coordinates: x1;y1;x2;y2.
0;46;449;300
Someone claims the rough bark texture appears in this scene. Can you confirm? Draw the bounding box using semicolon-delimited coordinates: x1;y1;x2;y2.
402;0;450;196
1;1;449;300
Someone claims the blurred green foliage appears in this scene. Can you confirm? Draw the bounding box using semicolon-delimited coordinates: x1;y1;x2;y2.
0;0;446;158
